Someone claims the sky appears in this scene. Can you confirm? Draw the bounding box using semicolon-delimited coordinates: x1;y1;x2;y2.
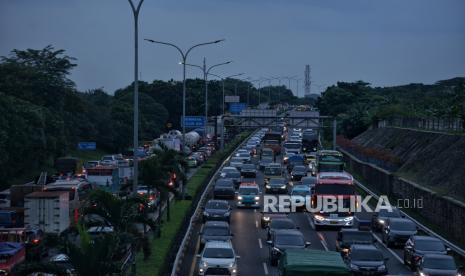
1;0;465;95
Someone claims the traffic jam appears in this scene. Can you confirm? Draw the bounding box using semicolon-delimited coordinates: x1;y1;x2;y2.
194;124;463;275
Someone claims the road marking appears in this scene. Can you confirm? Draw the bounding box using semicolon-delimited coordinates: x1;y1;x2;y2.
262;262;269;275
317;232;329;251
258;238;263;249
255;220;259;228
372;233;404;263
254;209;257;213
306;213;315;230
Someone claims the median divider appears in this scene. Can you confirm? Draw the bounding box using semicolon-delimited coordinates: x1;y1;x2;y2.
135;132;252;276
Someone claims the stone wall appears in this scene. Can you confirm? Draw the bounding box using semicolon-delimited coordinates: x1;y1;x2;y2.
340;147;465;246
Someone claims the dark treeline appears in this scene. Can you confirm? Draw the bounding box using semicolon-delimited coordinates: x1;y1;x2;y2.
317;79;465;138
0;46;297;185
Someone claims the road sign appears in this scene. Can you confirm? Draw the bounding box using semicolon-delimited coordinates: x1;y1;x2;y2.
78;142;96;150
229;103;247;114
225;95;240;103
182;116;205;127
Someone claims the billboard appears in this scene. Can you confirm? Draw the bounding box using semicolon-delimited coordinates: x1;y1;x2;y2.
181;116;205;127
229;103;247;114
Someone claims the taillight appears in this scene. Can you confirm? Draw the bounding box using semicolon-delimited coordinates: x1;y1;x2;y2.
32;239;40;245
149;195;155;201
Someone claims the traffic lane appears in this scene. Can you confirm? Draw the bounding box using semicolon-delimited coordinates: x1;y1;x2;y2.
288;212;326;251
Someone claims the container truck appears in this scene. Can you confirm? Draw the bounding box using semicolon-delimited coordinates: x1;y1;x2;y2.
24;191;70;234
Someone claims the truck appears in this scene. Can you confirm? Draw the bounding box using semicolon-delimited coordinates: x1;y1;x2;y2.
24;191;70;234
262;132;282;154
278;249;350;276
302;129;319;153
316;150;345;173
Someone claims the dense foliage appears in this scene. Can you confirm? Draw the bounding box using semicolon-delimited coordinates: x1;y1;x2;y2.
0;46;296;186
317;79;465;138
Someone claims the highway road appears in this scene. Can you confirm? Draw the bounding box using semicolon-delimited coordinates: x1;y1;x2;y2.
188;149;414;275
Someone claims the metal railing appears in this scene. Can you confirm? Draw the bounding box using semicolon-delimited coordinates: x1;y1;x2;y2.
379;117;464;133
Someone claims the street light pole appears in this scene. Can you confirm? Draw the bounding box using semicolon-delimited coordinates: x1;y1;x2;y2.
184;60;232;140
128;0;144;197
144;38;225;149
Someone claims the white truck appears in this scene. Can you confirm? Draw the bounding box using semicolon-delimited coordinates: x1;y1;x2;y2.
24;191;70;234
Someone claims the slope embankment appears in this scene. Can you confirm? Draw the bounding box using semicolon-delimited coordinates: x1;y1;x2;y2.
353;127;465;201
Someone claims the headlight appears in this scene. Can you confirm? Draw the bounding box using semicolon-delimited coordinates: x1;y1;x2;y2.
224;212;230;217
419;272;427;276
254;196;260;200
237;196;243;200
263;216;270;221
272;247;282;253
377;265;386;271
350;263;359;270
314;215;325;221
265;185;271;189
203;211;210;216
378;219;385;224
280;185;286;189
344;216;354;222
202;261;208;267
220;173;226;177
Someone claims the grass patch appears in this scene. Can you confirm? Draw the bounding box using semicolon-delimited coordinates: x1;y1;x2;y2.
69;149;109;162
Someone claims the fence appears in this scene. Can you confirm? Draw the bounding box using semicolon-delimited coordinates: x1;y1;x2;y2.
379;117;464;132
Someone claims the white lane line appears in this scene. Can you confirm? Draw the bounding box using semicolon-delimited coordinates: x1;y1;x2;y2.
258;238;263;249
262;262;269;275
317;232;329;251
255;220;259;228
372;233;404;263
306;213;315;230
254;209;257;213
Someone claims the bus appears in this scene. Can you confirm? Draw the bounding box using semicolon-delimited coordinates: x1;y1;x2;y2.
311;172;356;230
316;150;344;173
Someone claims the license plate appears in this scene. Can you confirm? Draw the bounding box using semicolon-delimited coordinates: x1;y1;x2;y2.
330;221;338;225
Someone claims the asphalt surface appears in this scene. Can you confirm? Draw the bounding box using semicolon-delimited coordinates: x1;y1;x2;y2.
188;150;414;275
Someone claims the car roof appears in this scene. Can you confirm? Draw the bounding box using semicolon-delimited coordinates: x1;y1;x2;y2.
388;217;415;224
292;185;310;191
423;254;454;260
207;199;229;204
273;229;303;236
340;228;369;234
204;240;233;249
350;244;378;251
318;172;352;180
204;221;229;227
412;235;442;242
239;183;259;188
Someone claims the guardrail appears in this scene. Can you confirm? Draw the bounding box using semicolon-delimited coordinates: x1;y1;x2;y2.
354;178;465;258
170;132;254;275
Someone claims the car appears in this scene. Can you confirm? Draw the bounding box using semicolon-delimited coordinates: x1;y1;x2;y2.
136;185;160;209
200;221;233;250
229;158;244;171
261;148;274;160
186;156;198;168
213;179;235;199
290;185;312;210
371;207;403;231
282;152;296;164
197;240;238;276
416;254;460;276
220;167;241;188
202;200;231;223
235;152;252;163
236;183;260;208
335;228;375;256
100;155;118;166
240;163;257;178
290;165;308;182
344;244;388;275
263;163;283;185
83;160;100;169
49;254;75;275
403;235;449;271
267;229;310;266
381;218;417;247
301;176;317;187
259;156;274;171
265;177;288;194
266;218;298;240
283;141;302;155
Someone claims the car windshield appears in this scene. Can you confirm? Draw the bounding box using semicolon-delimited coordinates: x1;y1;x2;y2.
351;249;383;261
270;219;295;229
206;201;228;210
378;208;401;218
238;153;250;157
242;164;255;170
293;166;307;172
239;187;258;195
225;172;240;178
390;220;416;231
230;158;243;163
203;248;234;259
315;184;355;195
302;177;317;185
423;257;456;270
270;179;285;185
292;187;310;196
262;150;273;156
204;226;229;236
416;240;445;251
264;167;281;175
216;180;233;187
284;143;301;149
265;140;279;145
261;157;273;163
275;234;304;246
343;232;372;243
